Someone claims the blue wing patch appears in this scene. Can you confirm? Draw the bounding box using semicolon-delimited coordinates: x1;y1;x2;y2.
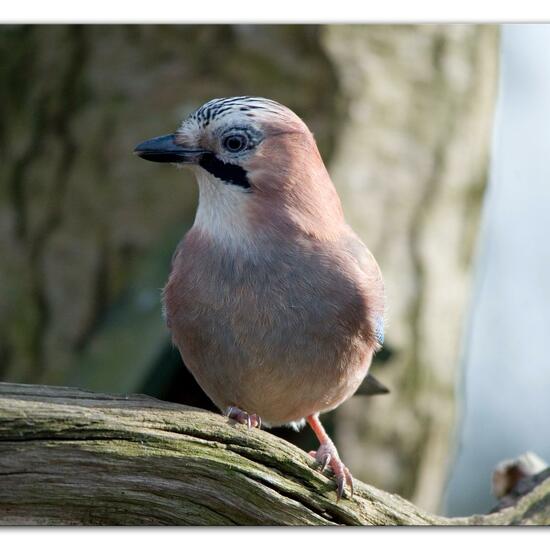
375;315;385;345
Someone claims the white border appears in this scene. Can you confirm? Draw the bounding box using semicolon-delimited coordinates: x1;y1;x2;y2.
4;528;550;549
1;0;550;23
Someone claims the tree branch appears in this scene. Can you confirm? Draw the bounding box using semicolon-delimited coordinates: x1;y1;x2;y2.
0;382;548;525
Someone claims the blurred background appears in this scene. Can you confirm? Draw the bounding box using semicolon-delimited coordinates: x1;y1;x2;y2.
1;23;548;517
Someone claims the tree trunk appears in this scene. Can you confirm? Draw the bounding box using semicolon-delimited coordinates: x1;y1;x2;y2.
0;382;547;526
322;25;500;512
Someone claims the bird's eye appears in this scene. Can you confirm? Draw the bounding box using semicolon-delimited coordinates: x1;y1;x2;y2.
223;133;248;153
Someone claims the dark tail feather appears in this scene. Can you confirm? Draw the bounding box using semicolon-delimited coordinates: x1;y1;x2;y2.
355;373;390;396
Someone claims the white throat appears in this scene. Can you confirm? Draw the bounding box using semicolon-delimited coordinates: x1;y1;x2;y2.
192;167;254;248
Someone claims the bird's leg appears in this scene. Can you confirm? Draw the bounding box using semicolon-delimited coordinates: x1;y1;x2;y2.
226;406;262;429
307;414;354;500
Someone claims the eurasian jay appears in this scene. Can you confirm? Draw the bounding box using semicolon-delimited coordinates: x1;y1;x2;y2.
135;96;385;499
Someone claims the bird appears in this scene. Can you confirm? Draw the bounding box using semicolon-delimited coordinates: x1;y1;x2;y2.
134;96;386;500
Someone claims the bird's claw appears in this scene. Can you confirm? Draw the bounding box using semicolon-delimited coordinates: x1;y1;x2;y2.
309;443;354;501
226;406;262;429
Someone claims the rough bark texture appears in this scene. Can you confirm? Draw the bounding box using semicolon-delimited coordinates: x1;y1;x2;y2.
322;25;500;512
1;382;548;526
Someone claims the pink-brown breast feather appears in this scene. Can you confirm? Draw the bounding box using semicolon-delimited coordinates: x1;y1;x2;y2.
162;225;384;424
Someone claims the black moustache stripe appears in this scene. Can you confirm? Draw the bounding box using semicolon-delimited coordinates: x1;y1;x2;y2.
199;153;251;190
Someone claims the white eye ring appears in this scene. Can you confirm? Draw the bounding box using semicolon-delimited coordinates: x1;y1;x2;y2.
223;133;248;153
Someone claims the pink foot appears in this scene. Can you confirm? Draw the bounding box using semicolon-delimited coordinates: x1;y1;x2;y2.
309;442;354;500
307;414;354;501
226;406;262;429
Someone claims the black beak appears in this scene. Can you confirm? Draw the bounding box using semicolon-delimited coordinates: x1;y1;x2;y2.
134;133;206;163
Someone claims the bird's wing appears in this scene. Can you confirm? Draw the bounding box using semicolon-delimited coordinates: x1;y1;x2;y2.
343;229;386;346
342;231;389;395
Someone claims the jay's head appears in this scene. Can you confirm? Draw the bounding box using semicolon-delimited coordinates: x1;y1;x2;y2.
135;97;343;241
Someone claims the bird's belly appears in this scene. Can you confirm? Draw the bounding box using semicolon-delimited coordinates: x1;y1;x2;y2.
178;328;370;425
167;287;371;426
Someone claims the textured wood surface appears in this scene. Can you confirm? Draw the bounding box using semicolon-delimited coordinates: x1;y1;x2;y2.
0;382;548;526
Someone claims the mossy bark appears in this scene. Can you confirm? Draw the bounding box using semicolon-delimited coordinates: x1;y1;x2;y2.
1;382;548;526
